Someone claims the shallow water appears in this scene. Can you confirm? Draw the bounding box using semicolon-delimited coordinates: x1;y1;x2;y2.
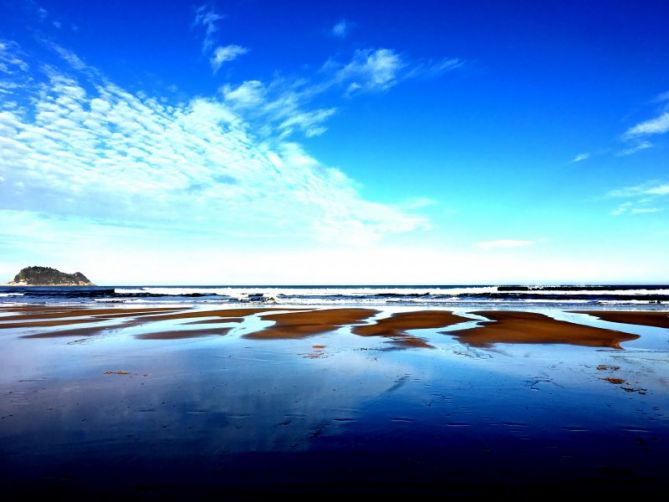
1;305;668;496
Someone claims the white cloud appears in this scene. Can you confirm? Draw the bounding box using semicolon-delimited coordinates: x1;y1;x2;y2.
221;80;265;107
625;111;669;137
646;184;669;195
607;181;669;216
210;44;248;74
278;107;336;138
193;3;225;53
0;40;29;74
331;19;352;38
0;45;424;249
570;152;590;163
611;202;662;216
617;140;653;156
607;181;669;198
335;48;406;94
476;240;534;250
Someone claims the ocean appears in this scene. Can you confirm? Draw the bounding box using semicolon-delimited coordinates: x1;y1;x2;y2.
1;284;668;308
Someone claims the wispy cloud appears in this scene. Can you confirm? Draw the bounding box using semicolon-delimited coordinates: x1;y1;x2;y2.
607;181;669;198
570;152;590;163
325;48;462;96
331;19;353;39
611;203;662;216
617;140;652;157
210;44;248;74
624;111;669;138
193;3;225;53
607;180;669;216
334;48;405;94
0;40;426;248
218;47;463;139
616;89;669;155
477;240;534;250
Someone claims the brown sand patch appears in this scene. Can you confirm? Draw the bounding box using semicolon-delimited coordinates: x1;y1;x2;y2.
0;317;103;329
136;328;233;340
141;308;277;322
392;335;434;349
353;310;469;337
0;307;187;322
449;311;639;349
574;311;669;329
246;308;378;339
21;324;122;338
185;317;244;325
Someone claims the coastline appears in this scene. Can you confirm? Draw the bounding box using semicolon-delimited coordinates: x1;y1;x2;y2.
1;301;668;496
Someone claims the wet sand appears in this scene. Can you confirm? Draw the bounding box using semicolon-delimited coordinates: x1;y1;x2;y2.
0;307;186;322
351;310;471;348
353;310;469;337
135;307;276;322
1;304;668;497
449;311;640;348
137;327;234;340
246;308;378;339
574;311;669;329
21;325;127;338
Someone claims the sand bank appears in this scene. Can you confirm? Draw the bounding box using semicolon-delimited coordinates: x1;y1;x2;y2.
353;310;469;337
246;308;378;339
137;328;233;340
351;310;471;348
449;311;639;348
0;307;186;322
574;311;669;329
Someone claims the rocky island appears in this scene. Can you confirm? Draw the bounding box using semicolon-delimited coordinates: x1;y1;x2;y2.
8;266;94;286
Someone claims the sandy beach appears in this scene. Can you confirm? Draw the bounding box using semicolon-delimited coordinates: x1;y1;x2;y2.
450;310;640;348
1;303;668;497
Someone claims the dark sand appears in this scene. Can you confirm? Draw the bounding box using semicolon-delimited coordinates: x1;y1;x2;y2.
353;310;471;347
574;311;669;329
246;308;378;339
353;310;470;337
449;311;639;348
137;307;276;322
0;307;186;322
185;317;244;325
21;325;126;338
0;317;104;329
1;307;646;349
1;305;668;497
137;328;233;340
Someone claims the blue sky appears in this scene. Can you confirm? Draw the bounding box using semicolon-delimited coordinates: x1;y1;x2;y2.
0;0;668;284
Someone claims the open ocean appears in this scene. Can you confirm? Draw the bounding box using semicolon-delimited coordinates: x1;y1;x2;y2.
1;284;668;308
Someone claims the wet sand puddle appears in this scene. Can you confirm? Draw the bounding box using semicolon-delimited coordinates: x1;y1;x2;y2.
0;305;668;496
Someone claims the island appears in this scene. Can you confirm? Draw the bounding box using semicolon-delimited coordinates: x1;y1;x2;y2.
7;266;94;286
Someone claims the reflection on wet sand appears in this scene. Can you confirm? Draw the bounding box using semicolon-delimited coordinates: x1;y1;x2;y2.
574;311;669;329
448;311;640;348
137;327;234;340
0;307;185;321
1;307;659;348
246;308;378;339
1;304;668;497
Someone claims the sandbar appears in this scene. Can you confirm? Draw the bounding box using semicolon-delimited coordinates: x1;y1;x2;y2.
352;310;470;338
246;308;378;339
449;311;639;348
0;307;187;322
137;328;233;340
573;311;669;329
